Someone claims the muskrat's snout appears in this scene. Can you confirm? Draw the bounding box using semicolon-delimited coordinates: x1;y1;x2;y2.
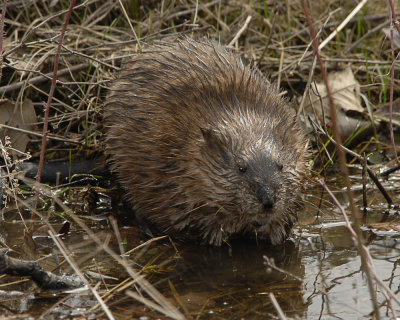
257;187;276;211
250;163;280;213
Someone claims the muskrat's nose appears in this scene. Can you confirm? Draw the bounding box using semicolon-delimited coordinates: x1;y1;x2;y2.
257;187;276;211
262;198;274;211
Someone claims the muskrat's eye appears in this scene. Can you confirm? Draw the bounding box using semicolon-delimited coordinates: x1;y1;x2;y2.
277;163;283;171
238;165;247;173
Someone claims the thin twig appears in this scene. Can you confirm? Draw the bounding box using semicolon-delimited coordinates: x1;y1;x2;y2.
314;124;393;205
0;138;27;229
228;15;252;48
362;154;368;215
269;292;287;320
0;123;84;145
318;179;400;316
297;57;317;120
318;180;358;243
0;0;7;83
380;163;400;176
3;0;89;58
257;11;277;68
318;0;368;50
344;20;390;54
117;0;141;52
48;230;116;320
18;174;185;319
276;40;284;91
60;44;119;70
192;0;199;26
0;63;90;95
388;4;399;162
300;1;381;318
263;256;302;282
34;0;77;211
388;0;400;34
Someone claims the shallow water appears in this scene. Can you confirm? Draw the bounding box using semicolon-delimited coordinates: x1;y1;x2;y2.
1;172;400;319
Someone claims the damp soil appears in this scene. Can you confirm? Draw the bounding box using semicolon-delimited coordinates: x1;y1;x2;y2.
0;170;400;320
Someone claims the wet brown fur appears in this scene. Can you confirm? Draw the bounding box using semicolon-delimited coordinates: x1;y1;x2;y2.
104;38;307;246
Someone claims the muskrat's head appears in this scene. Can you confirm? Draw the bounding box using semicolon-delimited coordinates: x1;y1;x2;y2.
183;108;307;246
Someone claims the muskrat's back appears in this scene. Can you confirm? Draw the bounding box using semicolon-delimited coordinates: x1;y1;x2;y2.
104;37;307;246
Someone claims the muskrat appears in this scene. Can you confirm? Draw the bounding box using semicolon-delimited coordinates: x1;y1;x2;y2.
104;37;307;246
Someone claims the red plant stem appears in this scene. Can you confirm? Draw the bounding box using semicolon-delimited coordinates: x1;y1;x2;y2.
388;0;400;34
389;27;398;162
0;0;7;81
300;0;380;317
317;179;358;243
34;0;77;211
388;0;399;162
319;179;400;313
300;0;361;222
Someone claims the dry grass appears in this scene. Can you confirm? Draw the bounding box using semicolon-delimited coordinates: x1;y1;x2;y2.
0;0;399;319
1;1;398;162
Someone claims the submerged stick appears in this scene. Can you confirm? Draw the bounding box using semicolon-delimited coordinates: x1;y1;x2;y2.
0;249;84;290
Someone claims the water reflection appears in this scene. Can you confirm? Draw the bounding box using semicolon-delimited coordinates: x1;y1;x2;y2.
1;179;400;319
170;239;307;319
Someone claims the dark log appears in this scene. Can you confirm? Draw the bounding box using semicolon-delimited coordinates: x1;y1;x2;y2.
0;249;85;290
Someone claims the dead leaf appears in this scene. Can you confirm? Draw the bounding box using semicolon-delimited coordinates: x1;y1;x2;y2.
382;28;400;49
23;229;37;260
57;221;70;236
368;222;400;232
375;97;400;127
302;67;365;140
0;99;37;158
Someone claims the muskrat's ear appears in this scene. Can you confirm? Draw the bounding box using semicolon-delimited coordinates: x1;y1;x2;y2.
200;127;229;159
200;127;223;148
